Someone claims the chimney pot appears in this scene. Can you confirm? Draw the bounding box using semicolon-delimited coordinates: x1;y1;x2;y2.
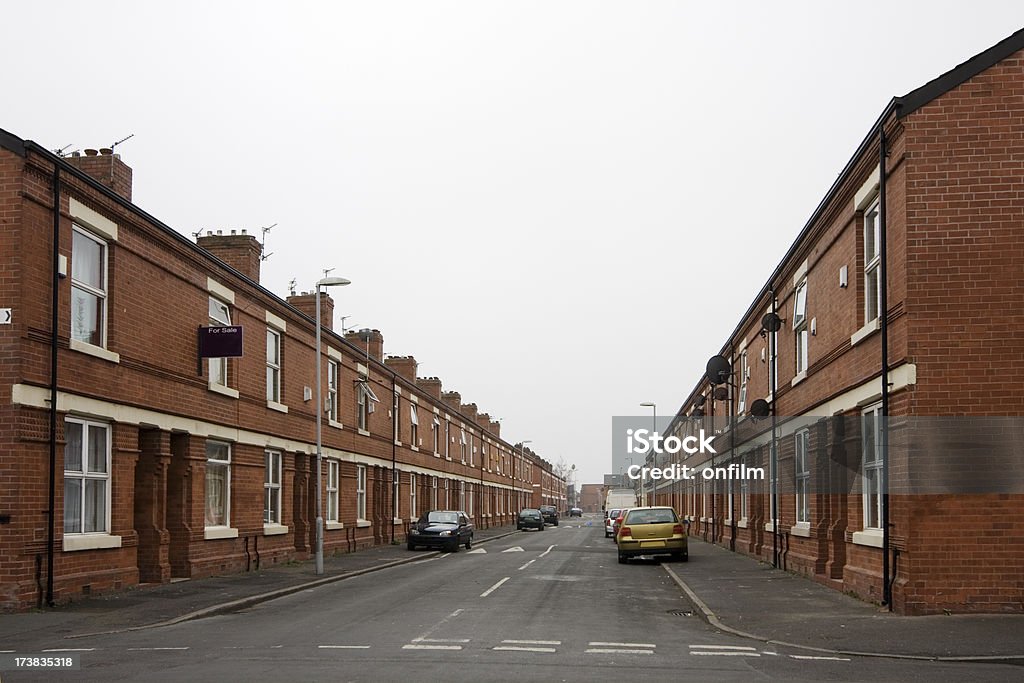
100;148;113;155
84;149;98;156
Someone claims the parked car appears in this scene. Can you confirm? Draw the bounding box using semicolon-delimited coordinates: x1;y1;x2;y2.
615;506;687;564
539;505;559;526
517;508;545;531
407;510;474;552
604;508;622;538
569;507;583;517
612;508;630;540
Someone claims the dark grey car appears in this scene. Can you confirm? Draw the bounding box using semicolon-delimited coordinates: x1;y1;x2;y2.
407;510;474;552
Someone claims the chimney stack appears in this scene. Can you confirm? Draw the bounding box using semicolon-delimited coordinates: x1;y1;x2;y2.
196;230;263;283
415;377;443;401
65;148;133;201
345;328;384;362
476;412;492;433
384;356;418;382
287;292;335;330
489;420;501;438
441;391;462;410
460;402;478;424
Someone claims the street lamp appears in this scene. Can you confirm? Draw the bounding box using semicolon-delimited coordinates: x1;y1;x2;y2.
315;275;350;575
640;402;656;505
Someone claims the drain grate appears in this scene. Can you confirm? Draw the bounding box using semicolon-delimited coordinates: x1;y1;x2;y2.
666;609;693;616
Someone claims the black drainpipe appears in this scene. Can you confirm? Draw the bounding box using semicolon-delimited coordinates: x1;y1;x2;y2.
46;164;60;607
391;370;397;545
879;128;892;610
770;289;779;569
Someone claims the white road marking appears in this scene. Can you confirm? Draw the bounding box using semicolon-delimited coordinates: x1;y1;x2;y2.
538;545;555;557
403;644;462;651
42;648;95;652
790;654;852;661
518;559;536;570
480;577;510;597
689;651;761;657
127;647;189;651
689;645;757;651
501;546;525;553
411;608;465;644
318;645;372;649
501;640;561;645
494;646;557;653
585;648;654;655
413;638;471;643
590;641;656;648
466;548;487;554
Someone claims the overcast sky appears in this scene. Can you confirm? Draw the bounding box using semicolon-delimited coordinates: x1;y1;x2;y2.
5;2;1023;487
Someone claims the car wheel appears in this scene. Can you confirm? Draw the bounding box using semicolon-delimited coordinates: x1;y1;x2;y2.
407;542;416;551
618;553;628;564
465;535;473;550
604;531;610;538
681;551;688;562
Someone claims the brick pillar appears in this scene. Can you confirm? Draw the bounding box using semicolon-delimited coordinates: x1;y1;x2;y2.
293;452;311;555
135;429;172;583
167;433;204;578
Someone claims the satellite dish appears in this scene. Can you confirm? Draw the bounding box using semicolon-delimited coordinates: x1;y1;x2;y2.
761;312;783;332
692;394;706;406
706;355;731;385
750;399;771;418
713;386;729;401
691;408;705;418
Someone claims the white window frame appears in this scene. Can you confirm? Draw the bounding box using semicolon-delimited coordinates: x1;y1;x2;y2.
327;359;339;423
63;417;112;535
410;473;418;519
460;429;468;464
432;415;440;455
738;350;749;414
393;392;401;443
264;450;282;525
205;441;232;530
739;452;749;523
444;420;451;460
431;476;438;509
392;469;400;520
444;479;450;509
70;225;109;349
327;460;339;523
862;404;883;530
795;430;810;525
793;279;809;375
410;404;419;448
356;464;367;521
357;379;378;432
864;195;882;325
208;296;231;388
266;328;282;403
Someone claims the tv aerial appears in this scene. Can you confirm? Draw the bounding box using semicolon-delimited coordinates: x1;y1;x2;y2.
260;223;277;261
110;133;134;151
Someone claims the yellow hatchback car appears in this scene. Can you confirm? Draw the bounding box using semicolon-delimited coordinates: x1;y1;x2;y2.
616;506;687;564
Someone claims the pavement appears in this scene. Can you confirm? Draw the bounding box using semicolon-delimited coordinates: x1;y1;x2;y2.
665;537;1024;662
2;523;1022;662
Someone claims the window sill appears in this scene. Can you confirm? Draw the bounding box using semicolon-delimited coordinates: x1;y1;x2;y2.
204;526;239;540
63;534;122;552
764;521;780;533
851;319;880;347
411;446;419;452
263;523;289;536
267;400;289;414
791;371;807;387
790;523;811;538
208;382;239;399
69;338;120;364
737;518;748;529
852;529;884;548
724;518;733;526
325;521;344;531
358;428;370;437
393;518;403;525
395;440;403;447
328;419;343;430
356;519;372;528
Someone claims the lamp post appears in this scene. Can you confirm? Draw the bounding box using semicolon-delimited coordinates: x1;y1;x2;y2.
315;275;350;575
640;402;656;505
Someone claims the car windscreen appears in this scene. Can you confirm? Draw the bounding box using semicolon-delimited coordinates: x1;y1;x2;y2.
625;509;678;525
425;512;458;524
520;510;540;518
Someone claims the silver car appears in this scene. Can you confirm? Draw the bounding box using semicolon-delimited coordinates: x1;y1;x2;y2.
604;508;622;538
